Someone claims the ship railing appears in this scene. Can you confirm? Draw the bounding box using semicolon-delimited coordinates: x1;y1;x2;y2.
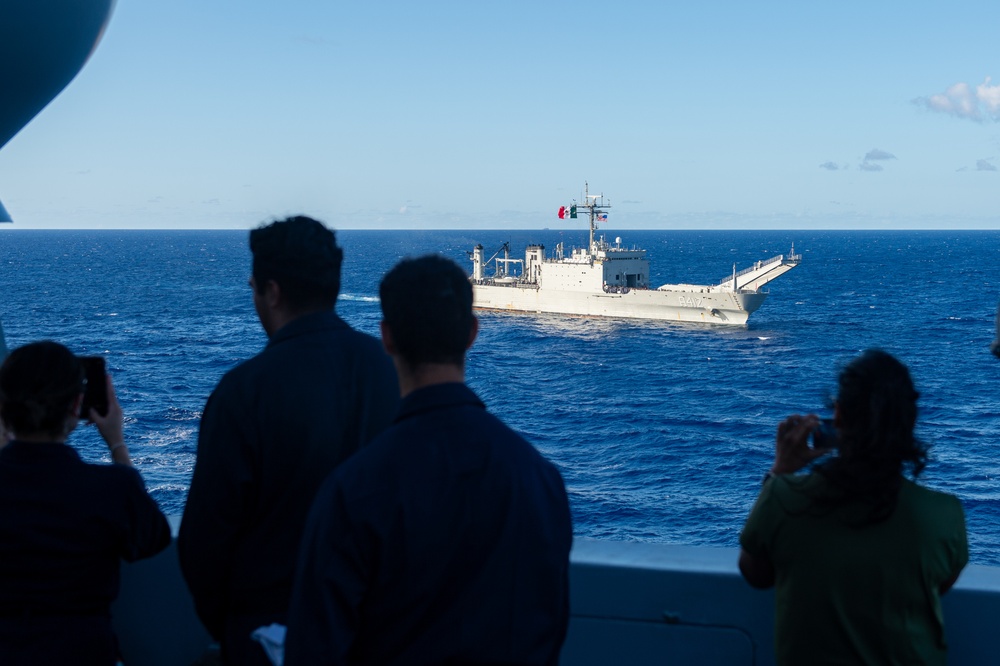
714;254;784;288
472;278;539;290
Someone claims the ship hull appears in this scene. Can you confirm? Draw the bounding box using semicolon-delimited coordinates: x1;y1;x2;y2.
473;284;767;326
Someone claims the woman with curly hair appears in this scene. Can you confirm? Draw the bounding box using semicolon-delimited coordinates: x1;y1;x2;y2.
739;349;967;665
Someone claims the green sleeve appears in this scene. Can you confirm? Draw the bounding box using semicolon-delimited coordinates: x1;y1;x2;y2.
740;477;780;556
948;495;969;576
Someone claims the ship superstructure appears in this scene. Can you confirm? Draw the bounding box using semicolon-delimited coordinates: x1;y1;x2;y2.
469;184;800;325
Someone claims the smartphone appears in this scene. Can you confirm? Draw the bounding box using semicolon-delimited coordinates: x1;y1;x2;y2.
78;356;108;419
812;417;838;449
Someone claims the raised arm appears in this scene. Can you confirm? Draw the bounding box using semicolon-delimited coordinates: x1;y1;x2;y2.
89;373;132;466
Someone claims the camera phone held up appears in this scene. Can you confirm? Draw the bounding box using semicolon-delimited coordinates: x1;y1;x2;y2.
811;417;838;450
78;356;109;419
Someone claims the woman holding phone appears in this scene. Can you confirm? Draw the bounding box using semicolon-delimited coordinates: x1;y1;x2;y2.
0;340;170;665
739;349;968;665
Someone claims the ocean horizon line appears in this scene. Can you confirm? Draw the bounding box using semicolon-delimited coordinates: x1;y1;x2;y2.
2;226;1000;233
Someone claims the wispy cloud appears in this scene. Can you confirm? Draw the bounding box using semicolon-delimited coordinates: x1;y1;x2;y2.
914;77;1000;122
864;149;896;161
819;161;839;171
977;159;998;171
858;148;895;172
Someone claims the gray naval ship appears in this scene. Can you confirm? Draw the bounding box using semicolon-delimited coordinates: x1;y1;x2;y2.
470;184;801;325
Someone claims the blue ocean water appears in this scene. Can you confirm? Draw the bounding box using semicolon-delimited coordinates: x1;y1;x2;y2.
1;229;998;563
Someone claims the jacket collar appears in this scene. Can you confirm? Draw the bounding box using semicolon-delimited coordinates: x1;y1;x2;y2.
395;382;484;423
266;310;349;348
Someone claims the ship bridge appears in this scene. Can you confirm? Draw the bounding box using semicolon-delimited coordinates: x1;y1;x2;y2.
593;236;649;290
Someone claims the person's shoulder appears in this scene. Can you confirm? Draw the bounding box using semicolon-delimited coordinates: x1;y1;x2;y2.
215;342;270;382
760;471;821;512
80;460;149;494
338;325;388;354
210;314;358;378
902;478;964;512
474;407;564;474
291;312;387;359
322;429;398;500
204;353;267;406
488;412;539;451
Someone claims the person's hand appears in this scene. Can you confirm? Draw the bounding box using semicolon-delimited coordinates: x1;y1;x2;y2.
89;374;130;464
770;414;832;475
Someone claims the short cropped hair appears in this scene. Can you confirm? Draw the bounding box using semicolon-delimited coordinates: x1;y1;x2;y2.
379;255;474;367
250;216;343;311
0;341;84;437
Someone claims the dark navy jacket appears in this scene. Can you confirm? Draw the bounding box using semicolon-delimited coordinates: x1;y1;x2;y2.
286;382;573;666
178;311;399;647
0;440;170;665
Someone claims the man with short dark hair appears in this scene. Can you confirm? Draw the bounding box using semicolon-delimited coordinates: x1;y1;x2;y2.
285;254;573;665
179;216;399;665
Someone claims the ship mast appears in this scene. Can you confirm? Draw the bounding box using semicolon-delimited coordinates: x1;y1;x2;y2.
578;182;610;256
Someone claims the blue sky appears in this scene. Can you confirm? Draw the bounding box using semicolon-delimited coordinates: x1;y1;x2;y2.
1;0;998;229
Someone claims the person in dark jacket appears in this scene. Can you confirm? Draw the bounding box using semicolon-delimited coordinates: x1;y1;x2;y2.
285;255;573;665
0;340;170;666
178;216;399;665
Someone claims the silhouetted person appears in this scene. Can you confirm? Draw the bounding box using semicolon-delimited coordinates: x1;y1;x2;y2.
740;349;967;665
285;255;573;665
178;216;398;665
0;341;169;665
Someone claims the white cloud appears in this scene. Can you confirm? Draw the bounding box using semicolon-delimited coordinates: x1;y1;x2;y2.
859;162;883;172
976;159;998;171
819;161;839;171
915;77;1000;122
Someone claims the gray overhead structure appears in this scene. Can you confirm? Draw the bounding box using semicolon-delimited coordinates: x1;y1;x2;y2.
0;0;116;222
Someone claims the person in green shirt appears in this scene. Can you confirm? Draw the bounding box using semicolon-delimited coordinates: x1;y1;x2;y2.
739;349;968;666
